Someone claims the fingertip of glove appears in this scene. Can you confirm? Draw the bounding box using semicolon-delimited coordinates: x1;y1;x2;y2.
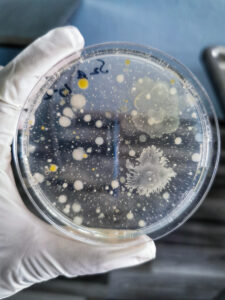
53;26;85;51
134;235;156;261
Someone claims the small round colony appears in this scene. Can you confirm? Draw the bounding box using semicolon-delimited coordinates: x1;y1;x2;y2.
70;94;86;109
72;148;85;161
111;180;119;189
116;74;124;83
58;195;67;203
74;180;84;191
95;136;104;145
59;116;71;127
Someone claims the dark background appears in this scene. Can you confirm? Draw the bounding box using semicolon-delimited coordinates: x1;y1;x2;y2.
1;0;225;299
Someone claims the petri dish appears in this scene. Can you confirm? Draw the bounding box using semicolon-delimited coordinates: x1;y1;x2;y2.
13;42;220;242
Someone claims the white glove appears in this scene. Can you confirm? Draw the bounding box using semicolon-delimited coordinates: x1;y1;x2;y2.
0;27;156;299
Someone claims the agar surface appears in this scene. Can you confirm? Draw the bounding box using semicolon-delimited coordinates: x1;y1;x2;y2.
27;54;203;230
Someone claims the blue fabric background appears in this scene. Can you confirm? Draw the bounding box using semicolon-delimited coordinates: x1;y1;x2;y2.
1;0;225;118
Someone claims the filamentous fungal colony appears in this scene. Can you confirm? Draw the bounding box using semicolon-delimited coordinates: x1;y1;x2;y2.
23;53;206;231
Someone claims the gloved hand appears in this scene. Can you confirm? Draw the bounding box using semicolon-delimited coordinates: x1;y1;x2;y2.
0;26;156;299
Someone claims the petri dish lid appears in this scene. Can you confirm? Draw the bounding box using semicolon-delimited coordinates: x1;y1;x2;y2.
13;42;220;242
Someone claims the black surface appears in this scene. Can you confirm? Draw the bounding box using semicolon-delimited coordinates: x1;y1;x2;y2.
202;47;225;117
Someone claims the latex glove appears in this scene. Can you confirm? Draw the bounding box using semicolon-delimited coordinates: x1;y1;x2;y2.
0;27;156;299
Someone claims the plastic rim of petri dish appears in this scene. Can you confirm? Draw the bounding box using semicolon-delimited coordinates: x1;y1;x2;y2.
13;42;220;243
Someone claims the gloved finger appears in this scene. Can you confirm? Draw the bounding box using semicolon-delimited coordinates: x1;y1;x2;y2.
0;26;84;164
32;225;156;279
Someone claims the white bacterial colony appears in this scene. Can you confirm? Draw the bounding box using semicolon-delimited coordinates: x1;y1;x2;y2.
73;216;83;225
111;180;119;189
72;203;81;212
74;180;84;190
95;137;104;145
138;220;146;227
58;194;67;203
127;211;134;220
70;94;86;109
175;137;182;145
33;172;44;183
59;116;71;127
63;107;74;118
116;74;124;83
72;148;86;161
84;114;91;122
95;120;103;128
192;153;201;162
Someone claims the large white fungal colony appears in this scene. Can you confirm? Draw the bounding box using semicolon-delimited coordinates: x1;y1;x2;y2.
131;78;180;137
126;146;176;196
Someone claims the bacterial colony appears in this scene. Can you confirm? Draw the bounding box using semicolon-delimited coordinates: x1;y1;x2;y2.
25;53;204;230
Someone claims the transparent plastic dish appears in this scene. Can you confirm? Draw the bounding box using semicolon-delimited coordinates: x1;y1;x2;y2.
13;42;220;242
